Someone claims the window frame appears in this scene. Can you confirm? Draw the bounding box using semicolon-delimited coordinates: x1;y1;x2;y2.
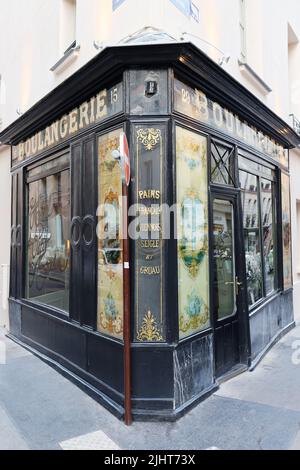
24;150;71;316
238;154;279;311
60;0;77;56
210;138;236;187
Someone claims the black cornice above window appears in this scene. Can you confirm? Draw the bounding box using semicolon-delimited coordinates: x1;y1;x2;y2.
0;42;299;149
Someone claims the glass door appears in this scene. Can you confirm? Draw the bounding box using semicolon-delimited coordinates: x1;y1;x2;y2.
212;195;244;377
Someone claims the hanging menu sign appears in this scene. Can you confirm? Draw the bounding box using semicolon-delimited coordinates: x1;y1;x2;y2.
174;78;288;168
134;124;165;343
12;82;123;165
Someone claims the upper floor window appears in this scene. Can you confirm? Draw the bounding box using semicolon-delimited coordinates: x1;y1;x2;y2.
60;0;77;55
239;0;247;62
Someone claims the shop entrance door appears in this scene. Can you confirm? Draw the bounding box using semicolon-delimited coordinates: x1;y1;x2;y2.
212;193;245;378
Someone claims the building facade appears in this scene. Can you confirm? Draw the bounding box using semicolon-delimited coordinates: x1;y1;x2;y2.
0;0;300;420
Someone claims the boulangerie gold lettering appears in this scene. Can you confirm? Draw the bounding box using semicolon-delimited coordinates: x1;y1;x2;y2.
44;126;52;147
213;102;223;128
89;97;96;123
25;139;31;156
59;116;69;139
175;78;286;166
69;109;78;134
79;102;90;129
31;135;38;154
96;90;107;120
13;83;121;163
38;132;44;151
224;109;234;133
51;121;59;143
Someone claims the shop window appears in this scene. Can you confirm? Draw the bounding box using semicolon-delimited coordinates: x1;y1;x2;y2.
261;178;276;295
239;161;277;307
281;173;293;289
97;128;124;340
26;155;70;312
211;141;235;186
176;126;210;339
240;170;263;306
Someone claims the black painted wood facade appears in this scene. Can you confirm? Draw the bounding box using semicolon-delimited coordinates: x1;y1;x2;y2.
1;42;299;421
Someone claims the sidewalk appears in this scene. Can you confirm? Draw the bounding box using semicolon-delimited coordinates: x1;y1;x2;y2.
1;325;300;450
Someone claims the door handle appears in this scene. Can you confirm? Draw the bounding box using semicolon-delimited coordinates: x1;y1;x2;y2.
236;276;242;295
225;278;242;296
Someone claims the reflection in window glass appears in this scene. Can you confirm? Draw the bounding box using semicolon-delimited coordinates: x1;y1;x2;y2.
27;166;70;312
261;179;276;294
176;126;210;339
238;155;272;177
240;170;263;306
97;129;124;339
213;199;236;320
281;173;292;289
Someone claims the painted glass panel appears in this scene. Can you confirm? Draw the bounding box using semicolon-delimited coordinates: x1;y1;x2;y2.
176;126;210;339
261;178;276;294
239;170;263;306
281;173;292;289
97;129;124;339
26;164;70;312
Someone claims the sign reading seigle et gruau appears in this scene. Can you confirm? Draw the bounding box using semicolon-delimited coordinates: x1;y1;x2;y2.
12;82;123;165
174;78;288;168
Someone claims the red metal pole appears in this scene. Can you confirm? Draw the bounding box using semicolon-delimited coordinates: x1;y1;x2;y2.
122;182;132;426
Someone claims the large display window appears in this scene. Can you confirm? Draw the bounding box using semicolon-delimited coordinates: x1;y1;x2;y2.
239;156;277;307
281;172;293;290
26;153;70;312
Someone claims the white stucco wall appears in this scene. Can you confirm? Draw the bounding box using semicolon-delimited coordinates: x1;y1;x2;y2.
0;146;10;328
0;0;300;321
0;0;299;125
290;148;300;321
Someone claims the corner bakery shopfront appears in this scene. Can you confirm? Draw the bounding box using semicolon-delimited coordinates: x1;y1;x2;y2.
1;42;299;421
